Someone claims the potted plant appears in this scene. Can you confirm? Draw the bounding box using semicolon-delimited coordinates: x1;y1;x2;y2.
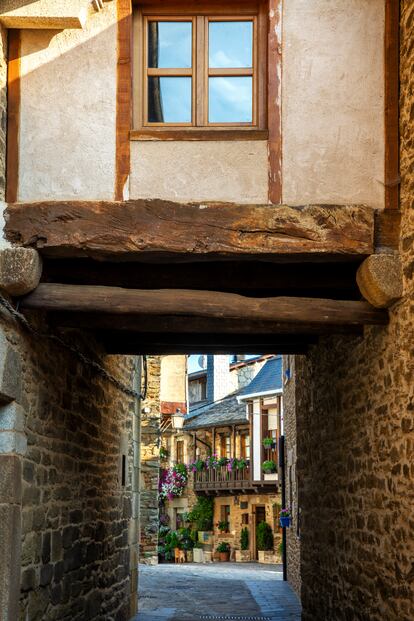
262;459;278;481
262;437;276;450
236;527;251;562
216;520;229;533
256;521;274;563
279;508;291;528
216;541;230;562
193;541;204;563
187;497;214;543
159;446;168;459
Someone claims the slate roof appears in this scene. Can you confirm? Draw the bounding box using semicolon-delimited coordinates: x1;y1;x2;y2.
184;390;247;430
237;356;283;399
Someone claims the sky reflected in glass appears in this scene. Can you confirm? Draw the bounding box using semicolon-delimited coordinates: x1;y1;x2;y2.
148;21;192;68
209;77;252;123
209;21;253;68
148;77;192;123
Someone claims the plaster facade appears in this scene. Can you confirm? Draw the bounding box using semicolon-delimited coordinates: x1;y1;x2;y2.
130;141;269;204
18;4;117;202
281;0;384;208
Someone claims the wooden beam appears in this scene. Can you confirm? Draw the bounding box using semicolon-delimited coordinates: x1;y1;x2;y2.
356;254;403;308
101;341;310;355
115;0;132;201
5;201;375;261
20;284;388;326
47;311;364;336
6;29;20;204
384;0;400;211
41;258;362;299
268;0;282;203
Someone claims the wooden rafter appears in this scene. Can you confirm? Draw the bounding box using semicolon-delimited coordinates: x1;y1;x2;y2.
21;284;387;326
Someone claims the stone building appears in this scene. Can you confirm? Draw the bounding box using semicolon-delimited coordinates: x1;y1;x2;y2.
160;355;283;562
0;1;410;620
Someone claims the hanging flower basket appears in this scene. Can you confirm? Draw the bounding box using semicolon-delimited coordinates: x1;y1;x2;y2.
279;508;291;528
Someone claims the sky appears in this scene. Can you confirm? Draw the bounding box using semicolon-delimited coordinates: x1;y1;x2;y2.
188;354;260;373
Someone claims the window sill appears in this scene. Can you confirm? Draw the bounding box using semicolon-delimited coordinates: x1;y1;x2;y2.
130;128;268;141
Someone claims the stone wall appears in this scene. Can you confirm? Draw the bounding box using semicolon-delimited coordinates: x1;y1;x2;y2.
292;5;414;619
282;355;301;597
0;311;137;621
139;356;161;565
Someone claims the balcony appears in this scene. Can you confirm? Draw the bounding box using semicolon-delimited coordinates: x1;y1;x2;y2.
193;462;278;495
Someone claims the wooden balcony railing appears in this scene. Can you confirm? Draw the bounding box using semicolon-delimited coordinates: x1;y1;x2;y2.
194;464;251;492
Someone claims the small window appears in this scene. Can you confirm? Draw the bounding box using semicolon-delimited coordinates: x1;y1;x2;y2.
220;505;231;531
240;433;250;459
176;439;184;463
135;3;266;131
220;434;231;459
242;513;249;525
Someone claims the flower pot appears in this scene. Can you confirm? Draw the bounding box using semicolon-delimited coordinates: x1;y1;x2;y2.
235;550;251;563
264;472;278;481
193;548;204;563
219;551;230;562
279;516;291;528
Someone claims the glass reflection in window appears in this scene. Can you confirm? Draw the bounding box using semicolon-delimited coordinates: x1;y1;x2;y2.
208;76;252;123
148;21;192;68
209;21;253;68
148;77;192;123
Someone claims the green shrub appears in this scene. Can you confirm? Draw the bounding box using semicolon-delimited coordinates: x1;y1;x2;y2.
262;460;277;473
216;542;230;553
187;496;214;531
240;527;249;550
256;521;274;551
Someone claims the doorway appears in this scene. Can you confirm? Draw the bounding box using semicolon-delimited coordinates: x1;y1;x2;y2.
253;505;266;560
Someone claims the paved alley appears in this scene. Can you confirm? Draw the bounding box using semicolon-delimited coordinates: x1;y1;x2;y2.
135;563;301;621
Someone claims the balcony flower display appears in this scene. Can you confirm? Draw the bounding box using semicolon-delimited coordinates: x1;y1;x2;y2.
263;437;276;449
188;458;205;473
159;464;188;500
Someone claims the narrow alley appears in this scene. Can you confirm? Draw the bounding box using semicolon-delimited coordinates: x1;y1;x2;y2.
136;563;301;621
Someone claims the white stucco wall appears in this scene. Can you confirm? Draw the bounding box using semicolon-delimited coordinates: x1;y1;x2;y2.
281;0;385;208
130;141;269;204
18;4;117;201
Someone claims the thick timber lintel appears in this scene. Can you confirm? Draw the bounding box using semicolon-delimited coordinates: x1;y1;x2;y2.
5;200;375;262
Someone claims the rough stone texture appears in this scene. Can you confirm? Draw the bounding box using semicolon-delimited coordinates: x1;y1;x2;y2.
0;310;136;620
0;248;42;296
288;6;414;619
139;356;161;565
282;355;301;597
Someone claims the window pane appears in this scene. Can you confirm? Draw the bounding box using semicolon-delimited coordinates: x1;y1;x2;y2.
148;21;192;68
209;77;252;123
209;21;253;68
148;77;192;123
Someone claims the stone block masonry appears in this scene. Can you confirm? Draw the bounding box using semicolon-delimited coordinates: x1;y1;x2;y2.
0;24;6;203
139;356;161;565
0;310;137;621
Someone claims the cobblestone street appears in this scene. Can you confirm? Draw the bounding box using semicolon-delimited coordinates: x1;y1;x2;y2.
135;563;301;621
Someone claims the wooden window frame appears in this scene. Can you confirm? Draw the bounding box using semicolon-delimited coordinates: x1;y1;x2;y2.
132;0;268;140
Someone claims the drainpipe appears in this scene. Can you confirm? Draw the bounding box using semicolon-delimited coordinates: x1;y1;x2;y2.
279;435;287;581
